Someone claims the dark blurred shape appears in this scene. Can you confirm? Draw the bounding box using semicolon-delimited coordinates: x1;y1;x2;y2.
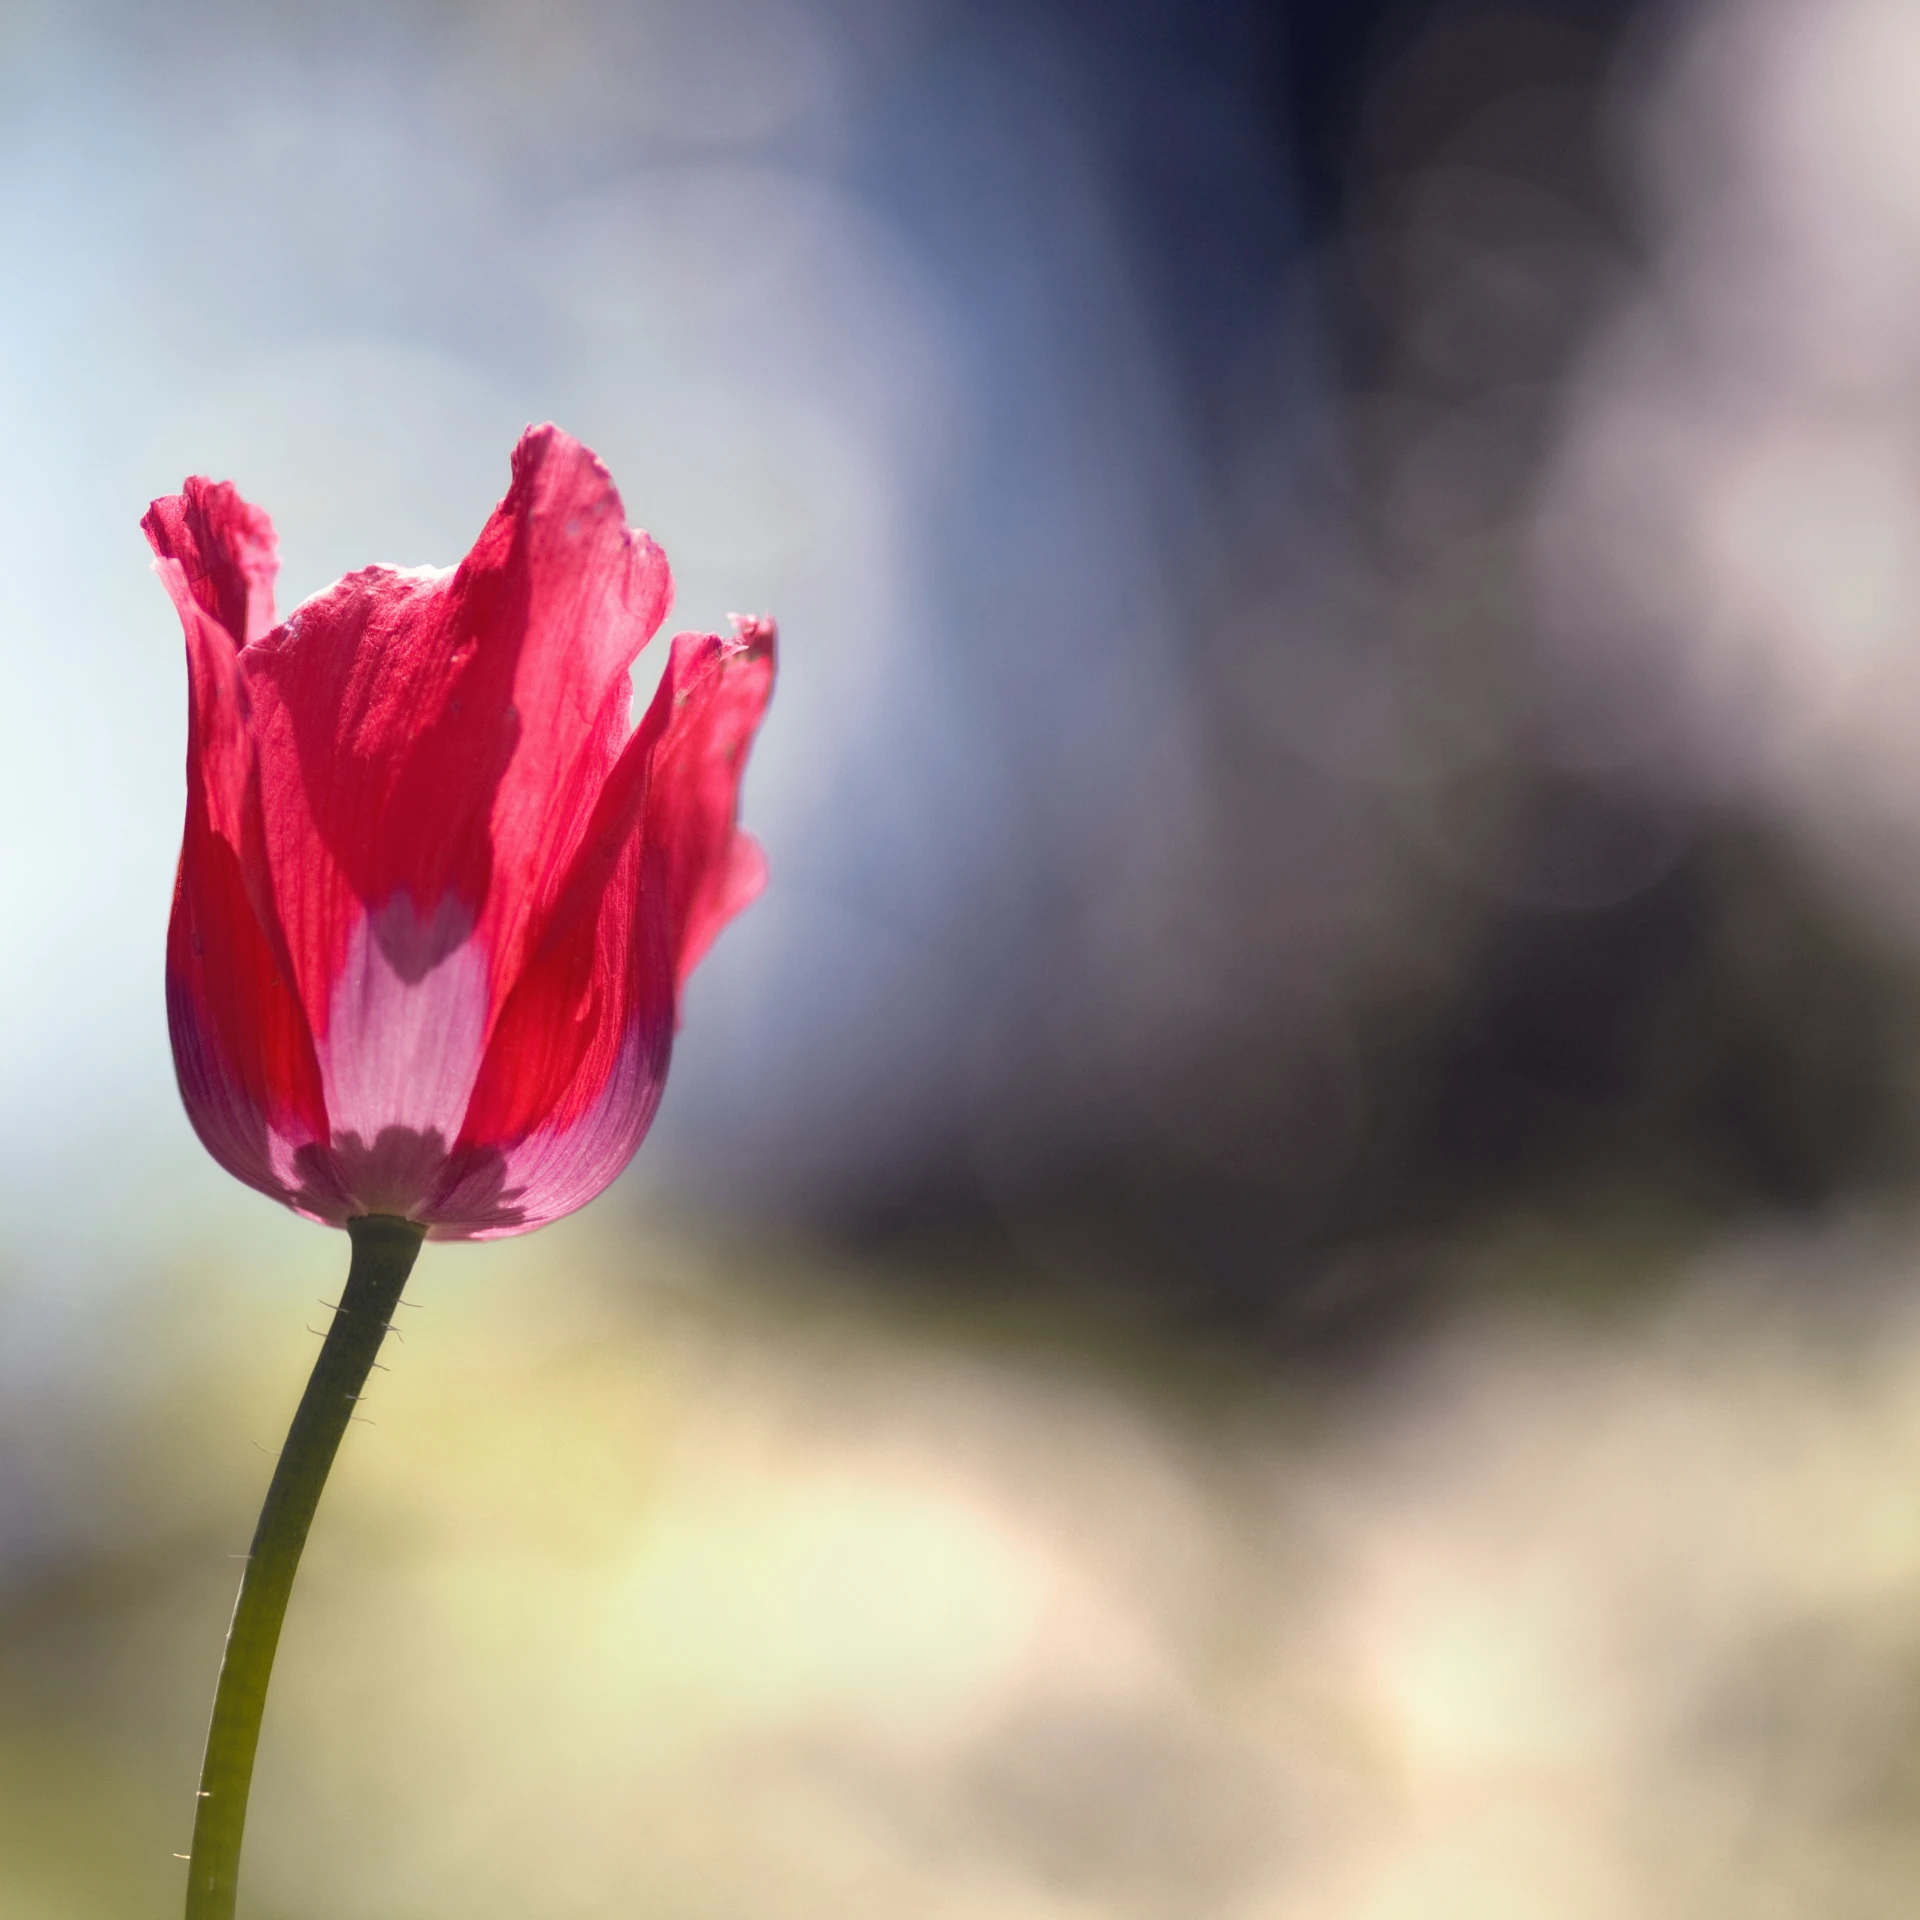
825;0;1920;1348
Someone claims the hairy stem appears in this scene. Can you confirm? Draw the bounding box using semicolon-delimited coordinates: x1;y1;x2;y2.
183;1213;424;1920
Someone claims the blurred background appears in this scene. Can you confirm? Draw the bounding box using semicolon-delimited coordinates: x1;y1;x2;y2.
8;0;1920;1911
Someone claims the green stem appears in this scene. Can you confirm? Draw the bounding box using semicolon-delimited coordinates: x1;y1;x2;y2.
184;1213;425;1920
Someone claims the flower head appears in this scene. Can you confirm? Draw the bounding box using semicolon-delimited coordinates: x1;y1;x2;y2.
146;425;774;1238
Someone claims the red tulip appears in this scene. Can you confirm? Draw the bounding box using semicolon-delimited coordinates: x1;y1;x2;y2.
145;424;775;1238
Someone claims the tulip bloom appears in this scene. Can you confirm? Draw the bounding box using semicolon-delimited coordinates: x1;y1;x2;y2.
146;424;774;1239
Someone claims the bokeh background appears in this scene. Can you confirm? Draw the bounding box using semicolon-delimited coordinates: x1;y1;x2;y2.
8;0;1920;1912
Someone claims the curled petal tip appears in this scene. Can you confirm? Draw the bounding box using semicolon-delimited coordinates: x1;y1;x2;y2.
143;476;281;649
727;612;777;654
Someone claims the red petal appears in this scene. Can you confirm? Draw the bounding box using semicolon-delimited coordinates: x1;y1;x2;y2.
434;617;775;1236
148;480;330;1209
236;425;671;1149
423;821;675;1236
167;816;330;1213
651;614;778;991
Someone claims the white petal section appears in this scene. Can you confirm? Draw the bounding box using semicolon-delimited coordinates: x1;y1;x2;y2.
320;891;492;1162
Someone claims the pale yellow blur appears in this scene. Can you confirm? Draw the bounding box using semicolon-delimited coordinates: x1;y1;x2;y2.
10;1210;1920;1917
